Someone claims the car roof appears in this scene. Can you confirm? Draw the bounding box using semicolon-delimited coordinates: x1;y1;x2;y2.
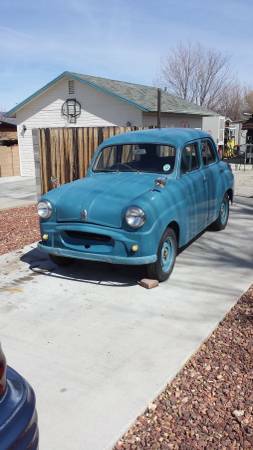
100;128;212;148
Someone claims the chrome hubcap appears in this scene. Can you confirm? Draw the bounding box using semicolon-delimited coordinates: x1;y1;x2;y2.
220;199;228;224
160;237;175;273
163;248;169;259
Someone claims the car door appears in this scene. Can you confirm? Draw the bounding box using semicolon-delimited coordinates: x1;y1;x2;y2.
178;141;208;241
200;139;223;223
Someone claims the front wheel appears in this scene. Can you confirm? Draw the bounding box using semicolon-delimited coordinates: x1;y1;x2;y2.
210;193;229;231
49;254;72;266
146;228;177;282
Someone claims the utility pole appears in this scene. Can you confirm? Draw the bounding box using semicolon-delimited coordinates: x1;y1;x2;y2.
157;88;161;128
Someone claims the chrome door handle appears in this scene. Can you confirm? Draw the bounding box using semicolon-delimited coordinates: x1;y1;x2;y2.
203;176;207;183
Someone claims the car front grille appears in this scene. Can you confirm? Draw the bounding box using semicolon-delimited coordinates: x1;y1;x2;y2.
64;230;113;244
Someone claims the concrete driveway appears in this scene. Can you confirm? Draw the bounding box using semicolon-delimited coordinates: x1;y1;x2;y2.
0;176;37;209
0;199;252;450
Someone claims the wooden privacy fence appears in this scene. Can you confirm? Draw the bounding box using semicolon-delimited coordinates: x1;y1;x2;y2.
0;145;20;177
38;126;148;194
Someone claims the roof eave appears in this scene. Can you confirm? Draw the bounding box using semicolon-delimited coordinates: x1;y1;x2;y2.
6;71;69;117
6;69;215;117
146;110;216;116
7;71;150;117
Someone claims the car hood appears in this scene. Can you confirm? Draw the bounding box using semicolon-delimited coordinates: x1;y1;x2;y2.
51;172;166;228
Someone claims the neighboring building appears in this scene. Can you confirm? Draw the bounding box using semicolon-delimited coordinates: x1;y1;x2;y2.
241;115;253;144
202;115;226;146
0;115;19;176
231;120;247;146
7;71;218;177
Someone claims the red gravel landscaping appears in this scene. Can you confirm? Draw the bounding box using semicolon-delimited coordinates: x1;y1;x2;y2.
114;285;253;450
0;205;40;255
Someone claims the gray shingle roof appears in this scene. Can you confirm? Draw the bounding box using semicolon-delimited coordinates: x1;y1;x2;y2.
7;71;216;117
73;72;215;116
0;113;17;126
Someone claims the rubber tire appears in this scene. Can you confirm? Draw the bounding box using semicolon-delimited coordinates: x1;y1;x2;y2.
49;254;72;266
146;228;177;282
210;193;229;231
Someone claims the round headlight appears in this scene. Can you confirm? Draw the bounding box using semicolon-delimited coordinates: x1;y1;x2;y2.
125;206;145;229
37;200;52;219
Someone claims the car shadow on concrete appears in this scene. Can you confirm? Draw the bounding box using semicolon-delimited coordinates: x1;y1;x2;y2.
20;200;253;288
20;247;145;287
20;229;210;288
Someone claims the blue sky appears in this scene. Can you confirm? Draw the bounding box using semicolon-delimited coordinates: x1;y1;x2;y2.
1;0;253;111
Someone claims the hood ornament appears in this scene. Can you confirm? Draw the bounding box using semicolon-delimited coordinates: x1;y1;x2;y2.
80;209;88;221
154;177;167;188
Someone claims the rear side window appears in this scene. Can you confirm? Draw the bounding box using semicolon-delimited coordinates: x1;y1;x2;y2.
181;143;199;174
201;140;217;165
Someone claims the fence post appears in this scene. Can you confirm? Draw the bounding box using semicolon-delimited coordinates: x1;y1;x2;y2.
32;128;42;198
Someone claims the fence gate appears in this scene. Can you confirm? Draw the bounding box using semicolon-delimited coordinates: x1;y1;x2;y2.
38;126;145;194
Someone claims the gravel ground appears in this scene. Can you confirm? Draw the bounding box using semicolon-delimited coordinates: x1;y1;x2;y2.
0;205;40;255
114;285;253;450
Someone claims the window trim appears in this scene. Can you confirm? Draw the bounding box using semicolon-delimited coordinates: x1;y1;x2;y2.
92;142;177;174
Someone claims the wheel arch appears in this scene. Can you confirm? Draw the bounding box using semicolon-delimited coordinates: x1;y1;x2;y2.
227;188;233;204
167;220;180;246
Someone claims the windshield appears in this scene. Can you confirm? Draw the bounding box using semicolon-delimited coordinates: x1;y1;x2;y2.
93;143;176;174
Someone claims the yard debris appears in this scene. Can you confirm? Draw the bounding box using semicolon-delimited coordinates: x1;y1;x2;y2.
139;279;159;289
232;410;245;418
0;205;40;255
113;285;253;449
148;403;157;412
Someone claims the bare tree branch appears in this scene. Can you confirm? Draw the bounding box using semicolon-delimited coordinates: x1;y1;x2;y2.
159;42;244;117
214;83;246;120
245;90;253;113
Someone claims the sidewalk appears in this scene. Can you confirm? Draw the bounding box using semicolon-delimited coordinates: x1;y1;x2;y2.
231;166;253;198
0;176;37;209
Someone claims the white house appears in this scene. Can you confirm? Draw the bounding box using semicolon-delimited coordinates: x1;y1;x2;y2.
7;71;219;177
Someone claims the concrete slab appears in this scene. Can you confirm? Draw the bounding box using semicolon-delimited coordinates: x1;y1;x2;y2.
0;176;37;209
0;200;252;450
232;167;253;198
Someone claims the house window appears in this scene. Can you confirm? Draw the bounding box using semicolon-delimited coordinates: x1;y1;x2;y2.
68;80;75;95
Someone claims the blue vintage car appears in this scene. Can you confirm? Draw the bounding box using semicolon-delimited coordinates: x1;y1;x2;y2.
0;344;39;449
37;128;234;281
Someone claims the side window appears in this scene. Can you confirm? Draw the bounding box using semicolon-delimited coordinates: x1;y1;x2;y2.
201;140;217;165
181;143;199;174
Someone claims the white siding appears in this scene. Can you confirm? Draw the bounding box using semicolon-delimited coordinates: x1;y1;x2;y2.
16;78;143;176
202;115;225;145
143;113;202;129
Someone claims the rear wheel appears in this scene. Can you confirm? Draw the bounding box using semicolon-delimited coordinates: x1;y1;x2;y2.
210;193;229;231
49;254;72;266
146;228;177;282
